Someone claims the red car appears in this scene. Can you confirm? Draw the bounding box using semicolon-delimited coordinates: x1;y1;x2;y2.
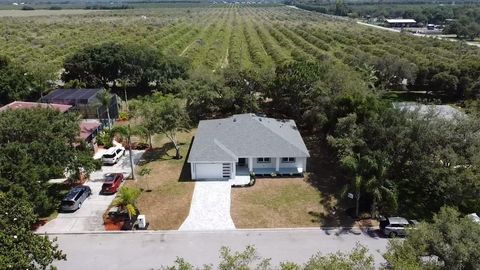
101;173;124;194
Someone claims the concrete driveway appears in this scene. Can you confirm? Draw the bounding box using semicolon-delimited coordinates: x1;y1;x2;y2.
37;150;144;233
179;181;235;231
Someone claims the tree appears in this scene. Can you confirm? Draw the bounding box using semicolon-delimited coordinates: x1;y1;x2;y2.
0;108;97;216
142;93;190;159
112;186;141;220
161;245;374;270
95;88;113;128
0;55;35;104
62;43;189;94
0;191;66;269
384;207;480;270
430;72;459;98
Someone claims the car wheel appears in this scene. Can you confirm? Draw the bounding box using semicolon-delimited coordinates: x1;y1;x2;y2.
389;231;397;238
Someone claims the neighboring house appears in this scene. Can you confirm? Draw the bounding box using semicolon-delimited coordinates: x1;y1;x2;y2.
384;19;417;28
393;102;467;121
40;88;119;125
188;113;310;181
0;101;72;113
0;101;102;145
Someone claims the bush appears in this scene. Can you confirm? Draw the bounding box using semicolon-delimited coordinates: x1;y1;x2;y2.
96;130;113;148
118;111;129;121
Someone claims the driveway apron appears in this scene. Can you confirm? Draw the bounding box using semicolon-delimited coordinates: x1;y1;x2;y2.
179;181;235;230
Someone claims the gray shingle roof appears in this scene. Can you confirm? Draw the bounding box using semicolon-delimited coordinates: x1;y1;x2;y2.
188;114;310;163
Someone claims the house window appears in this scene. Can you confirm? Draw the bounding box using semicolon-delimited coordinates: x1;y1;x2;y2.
257;157;271;163
282;157;295;163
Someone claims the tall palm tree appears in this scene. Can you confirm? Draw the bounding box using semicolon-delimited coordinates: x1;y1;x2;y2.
113;186;140;220
365;154;397;218
96;88;113;129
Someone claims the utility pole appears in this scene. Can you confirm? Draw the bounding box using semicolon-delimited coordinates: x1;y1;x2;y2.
128;123;135;180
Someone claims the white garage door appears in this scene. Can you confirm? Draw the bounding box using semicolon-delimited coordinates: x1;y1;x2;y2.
195;163;223;179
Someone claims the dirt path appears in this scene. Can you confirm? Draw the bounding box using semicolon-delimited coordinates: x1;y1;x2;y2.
179;39;197;56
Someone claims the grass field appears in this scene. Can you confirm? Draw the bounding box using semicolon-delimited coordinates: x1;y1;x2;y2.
125;130;195;230
0;4;477;78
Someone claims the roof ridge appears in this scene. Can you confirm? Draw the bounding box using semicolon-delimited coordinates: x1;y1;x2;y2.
250;116;309;156
213;138;237;159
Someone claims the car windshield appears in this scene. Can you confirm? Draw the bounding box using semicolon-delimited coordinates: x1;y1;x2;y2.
61;200;75;206
103;153;115;158
104;175;116;183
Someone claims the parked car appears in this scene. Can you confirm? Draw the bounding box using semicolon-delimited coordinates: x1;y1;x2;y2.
101;173;124;194
102;146;125;165
467;213;480;224
60;185;92;212
380;216;418;237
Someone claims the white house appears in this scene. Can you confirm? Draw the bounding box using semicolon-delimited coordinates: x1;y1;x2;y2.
188;113;310;180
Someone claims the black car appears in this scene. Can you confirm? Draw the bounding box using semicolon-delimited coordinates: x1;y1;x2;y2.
60;185;92;212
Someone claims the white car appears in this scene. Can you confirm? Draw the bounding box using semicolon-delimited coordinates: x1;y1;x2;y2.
102;146;125;165
467;213;480;224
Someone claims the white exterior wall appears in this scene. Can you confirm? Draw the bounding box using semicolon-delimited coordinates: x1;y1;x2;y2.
251;157;307;172
279;157;307;171
252;157;277;169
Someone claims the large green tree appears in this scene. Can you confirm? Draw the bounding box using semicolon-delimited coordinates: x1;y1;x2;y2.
0;191;66;269
62;42;189;93
0;108;99;216
0;56;35;104
135;93;190;159
384;207;480;270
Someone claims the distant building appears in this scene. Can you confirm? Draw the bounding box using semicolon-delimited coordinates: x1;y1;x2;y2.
384;19;417;28
393;102;467;121
40;88;119;126
0;101;72;113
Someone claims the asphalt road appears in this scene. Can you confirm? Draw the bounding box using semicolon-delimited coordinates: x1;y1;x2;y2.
50;228;389;269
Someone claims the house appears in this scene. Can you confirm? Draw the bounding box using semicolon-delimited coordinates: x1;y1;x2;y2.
0;101;72;113
40;88;119;125
188;113;310;180
393;102;467;121
384;19;417;28
0;101;102;145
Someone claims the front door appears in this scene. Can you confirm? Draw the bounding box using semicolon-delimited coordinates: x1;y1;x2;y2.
238;158;246;166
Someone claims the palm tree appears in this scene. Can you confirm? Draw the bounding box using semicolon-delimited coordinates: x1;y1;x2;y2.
112;186;140;220
365;154;397;218
96;88;113;128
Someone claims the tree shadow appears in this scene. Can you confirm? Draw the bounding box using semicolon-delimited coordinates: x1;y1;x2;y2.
178;136;194;182
137;142;176;166
303;134;356;229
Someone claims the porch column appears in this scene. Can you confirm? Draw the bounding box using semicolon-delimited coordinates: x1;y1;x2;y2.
275;157;280;172
248;157;253;172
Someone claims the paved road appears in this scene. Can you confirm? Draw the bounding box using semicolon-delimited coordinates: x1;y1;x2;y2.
51;229;389;269
37;150;145;233
179;181;236;230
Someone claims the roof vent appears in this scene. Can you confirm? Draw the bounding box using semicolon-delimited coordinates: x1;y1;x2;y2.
233;118;236;122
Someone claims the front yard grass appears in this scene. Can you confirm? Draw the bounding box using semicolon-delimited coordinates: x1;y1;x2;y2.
231;136;358;229
124;130;195;230
231;178;325;228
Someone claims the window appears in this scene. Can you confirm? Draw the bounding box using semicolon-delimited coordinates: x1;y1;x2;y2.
282;157;295;163
257;157;271;163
